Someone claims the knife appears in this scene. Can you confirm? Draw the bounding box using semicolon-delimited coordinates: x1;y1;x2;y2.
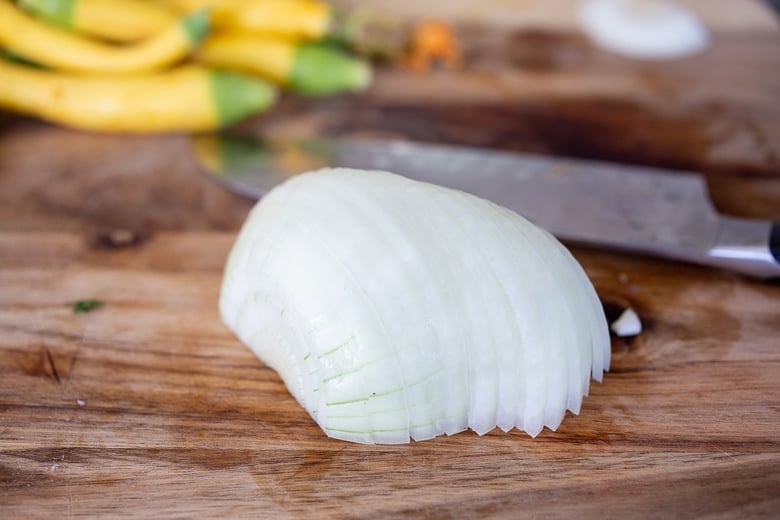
192;134;780;280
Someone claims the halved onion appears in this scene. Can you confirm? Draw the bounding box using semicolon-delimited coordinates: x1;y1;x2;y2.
220;168;610;444
580;0;710;60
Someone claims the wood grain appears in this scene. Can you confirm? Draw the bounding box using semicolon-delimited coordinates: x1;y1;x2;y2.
1;232;778;518
2;1;780;517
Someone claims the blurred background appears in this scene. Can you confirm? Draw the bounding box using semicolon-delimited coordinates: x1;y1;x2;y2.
1;0;778;237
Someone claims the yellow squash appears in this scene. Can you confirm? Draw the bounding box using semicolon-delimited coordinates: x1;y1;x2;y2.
0;60;277;132
197;33;371;95
162;0;333;40
18;0;177;42
0;0;208;75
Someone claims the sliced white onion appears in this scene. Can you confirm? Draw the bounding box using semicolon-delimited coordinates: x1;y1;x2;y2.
580;0;710;60
220;168;610;444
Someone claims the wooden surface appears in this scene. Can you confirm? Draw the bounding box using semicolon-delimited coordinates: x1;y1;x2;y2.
2;1;780;518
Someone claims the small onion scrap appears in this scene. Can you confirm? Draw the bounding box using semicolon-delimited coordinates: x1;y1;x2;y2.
220;168;610;444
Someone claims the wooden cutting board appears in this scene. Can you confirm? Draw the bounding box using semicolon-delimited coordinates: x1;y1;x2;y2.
2;1;779;517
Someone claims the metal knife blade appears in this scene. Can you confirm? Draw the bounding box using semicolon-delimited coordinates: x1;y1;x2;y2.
192;134;780;280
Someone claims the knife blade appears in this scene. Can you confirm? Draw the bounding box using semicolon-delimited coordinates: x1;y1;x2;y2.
192;134;780;280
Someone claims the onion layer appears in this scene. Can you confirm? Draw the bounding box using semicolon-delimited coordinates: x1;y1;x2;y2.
220;168;610;444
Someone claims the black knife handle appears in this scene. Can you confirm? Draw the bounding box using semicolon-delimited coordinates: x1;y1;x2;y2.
769;222;780;284
771;222;780;263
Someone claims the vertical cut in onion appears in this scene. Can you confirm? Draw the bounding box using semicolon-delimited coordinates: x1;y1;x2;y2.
220;168;611;444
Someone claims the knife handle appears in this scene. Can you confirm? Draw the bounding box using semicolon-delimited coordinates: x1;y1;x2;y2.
704;217;780;280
